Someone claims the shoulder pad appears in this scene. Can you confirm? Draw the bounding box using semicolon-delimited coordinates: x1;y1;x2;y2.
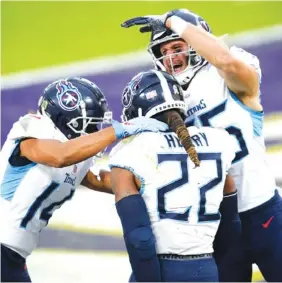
8;114;67;142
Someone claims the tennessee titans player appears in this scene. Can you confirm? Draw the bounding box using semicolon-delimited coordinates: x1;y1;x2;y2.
0;77;168;282
121;9;282;282
109;70;237;282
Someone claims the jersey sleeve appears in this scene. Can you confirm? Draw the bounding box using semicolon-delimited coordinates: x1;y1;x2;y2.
109;135;157;183
198;127;236;172
230;46;262;85
217;129;237;172
8;114;67;142
89;156;110;179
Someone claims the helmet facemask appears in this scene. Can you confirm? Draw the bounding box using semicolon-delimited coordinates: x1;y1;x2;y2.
67;100;112;158
148;35;206;86
67;100;112;137
39;95;112;135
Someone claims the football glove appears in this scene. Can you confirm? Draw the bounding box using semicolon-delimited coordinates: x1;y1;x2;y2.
112;117;168;139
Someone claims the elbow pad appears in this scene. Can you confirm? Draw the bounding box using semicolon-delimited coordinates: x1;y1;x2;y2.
126;226;156;261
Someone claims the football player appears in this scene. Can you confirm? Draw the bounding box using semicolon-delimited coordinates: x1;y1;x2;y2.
109;70;237;282
0;77;168;282
121;9;282;281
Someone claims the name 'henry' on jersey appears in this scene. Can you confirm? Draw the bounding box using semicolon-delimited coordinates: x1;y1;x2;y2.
109;126;236;255
0;114;93;258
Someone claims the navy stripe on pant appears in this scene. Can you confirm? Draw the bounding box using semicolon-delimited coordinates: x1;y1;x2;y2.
1;244;31;282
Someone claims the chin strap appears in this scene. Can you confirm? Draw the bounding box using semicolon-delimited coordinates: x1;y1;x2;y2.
178;59;209;88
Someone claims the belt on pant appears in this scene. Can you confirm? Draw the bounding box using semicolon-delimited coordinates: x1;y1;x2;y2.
158;253;213;260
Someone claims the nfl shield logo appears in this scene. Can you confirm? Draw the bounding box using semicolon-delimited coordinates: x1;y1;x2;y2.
199;20;211;33
73;165;77;174
145;90;157;100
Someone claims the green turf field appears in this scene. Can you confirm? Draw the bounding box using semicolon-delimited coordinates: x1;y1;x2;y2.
2;1;282;74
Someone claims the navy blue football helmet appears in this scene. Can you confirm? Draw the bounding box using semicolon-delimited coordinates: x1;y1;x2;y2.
148;9;212;86
38;77;112;139
122;70;186;122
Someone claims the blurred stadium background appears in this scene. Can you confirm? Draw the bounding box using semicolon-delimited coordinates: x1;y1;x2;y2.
1;1;282;282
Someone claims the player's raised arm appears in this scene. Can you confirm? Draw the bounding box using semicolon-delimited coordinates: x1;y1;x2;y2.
166;14;259;98
111;167;161;282
121;9;260;100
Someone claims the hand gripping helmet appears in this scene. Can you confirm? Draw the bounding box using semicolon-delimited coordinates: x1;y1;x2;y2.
38;77;112;139
148;9;212;86
122;70;186;121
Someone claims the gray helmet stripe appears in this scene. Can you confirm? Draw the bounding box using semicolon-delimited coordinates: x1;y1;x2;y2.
152;70;173;102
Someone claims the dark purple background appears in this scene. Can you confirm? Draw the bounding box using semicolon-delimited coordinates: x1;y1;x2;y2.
2;42;282;146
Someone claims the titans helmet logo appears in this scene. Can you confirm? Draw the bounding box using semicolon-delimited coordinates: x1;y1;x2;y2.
199;20;212;33
122;73;143;109
122;86;133;109
130;72;143;91
56;80;82;111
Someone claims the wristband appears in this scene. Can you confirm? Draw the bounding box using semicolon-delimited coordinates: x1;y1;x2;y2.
170;15;189;37
111;120;124;139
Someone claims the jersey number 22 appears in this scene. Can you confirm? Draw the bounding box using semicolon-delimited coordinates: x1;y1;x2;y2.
157;152;222;222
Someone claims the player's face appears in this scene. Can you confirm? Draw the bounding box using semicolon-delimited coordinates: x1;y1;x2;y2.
160;39;189;74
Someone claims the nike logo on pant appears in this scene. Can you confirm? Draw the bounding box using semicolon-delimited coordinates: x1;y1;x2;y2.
262;216;274;228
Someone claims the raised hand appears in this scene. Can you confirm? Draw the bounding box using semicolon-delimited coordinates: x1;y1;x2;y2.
121;13;173;33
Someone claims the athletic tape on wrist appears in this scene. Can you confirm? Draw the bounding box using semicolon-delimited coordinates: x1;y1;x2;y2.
170;15;189;37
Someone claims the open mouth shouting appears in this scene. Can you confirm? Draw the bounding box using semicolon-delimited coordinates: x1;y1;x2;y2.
172;61;185;73
166;58;187;74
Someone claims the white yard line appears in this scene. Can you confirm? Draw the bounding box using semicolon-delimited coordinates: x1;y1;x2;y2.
2;24;282;90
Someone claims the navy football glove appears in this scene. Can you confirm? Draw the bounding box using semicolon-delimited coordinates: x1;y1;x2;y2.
121;9;204;34
121;12;174;33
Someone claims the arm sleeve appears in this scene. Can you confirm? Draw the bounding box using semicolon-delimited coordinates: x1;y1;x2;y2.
220;129;237;172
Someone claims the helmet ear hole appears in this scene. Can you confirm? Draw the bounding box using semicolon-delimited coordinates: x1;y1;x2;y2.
71;120;79;129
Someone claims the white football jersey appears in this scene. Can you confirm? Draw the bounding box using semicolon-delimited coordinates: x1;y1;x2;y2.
184;46;276;212
0;114;93;258
109;127;236;255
